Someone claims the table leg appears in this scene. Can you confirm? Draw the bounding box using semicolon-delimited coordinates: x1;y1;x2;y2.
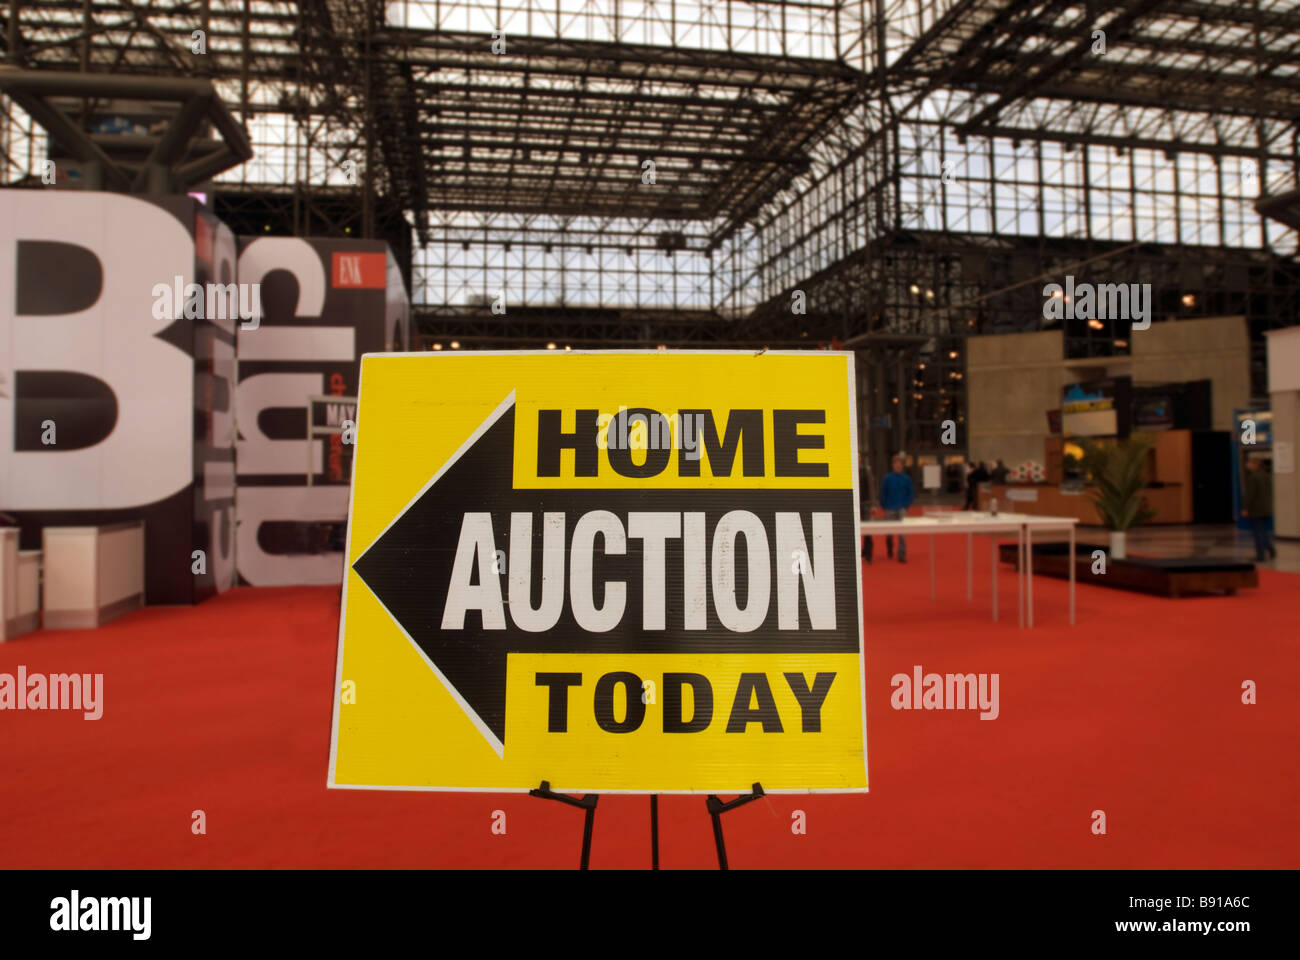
929;534;936;602
966;532;972;601
990;535;998;622
1017;526;1025;629
1027;524;1034;629
1069;524;1076;626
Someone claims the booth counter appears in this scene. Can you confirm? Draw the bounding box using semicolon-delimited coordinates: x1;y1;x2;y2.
42;521;144;629
976;428;1197;525
1;528;40;640
977;482;1191;525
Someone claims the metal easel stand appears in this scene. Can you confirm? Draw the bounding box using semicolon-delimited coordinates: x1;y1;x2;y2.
532;782;764;869
705;783;765;870
529;781;599;870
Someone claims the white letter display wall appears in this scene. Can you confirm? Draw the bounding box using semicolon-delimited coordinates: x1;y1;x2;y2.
234;237;409;586
0;192;236;604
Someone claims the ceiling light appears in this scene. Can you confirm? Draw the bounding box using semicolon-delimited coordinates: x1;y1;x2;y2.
450;340;461;349
546;342;557;350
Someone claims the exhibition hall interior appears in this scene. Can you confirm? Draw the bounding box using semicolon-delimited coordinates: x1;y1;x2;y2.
2;0;1299;875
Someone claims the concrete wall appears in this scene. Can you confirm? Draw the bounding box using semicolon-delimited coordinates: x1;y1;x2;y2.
968;318;1252;471
1130;316;1250;431
967;329;1071;467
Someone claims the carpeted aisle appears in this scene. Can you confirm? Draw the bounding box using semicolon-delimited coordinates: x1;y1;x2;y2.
2;537;1297;869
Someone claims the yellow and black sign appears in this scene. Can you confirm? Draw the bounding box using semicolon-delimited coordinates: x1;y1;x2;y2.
328;351;867;793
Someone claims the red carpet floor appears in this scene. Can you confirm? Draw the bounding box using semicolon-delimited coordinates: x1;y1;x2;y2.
2;538;1297;869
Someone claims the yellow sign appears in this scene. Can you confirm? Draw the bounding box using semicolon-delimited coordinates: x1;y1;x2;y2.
328;351;867;793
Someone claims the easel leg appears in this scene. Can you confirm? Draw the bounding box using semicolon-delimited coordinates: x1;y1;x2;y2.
650;794;659;870
709;804;729;870
580;801;596;869
704;783;765;870
529;780;599;870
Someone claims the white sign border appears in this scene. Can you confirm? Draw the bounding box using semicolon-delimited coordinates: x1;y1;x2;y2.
327;349;870;795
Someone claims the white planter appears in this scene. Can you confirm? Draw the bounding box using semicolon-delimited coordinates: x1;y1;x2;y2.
1109;530;1127;560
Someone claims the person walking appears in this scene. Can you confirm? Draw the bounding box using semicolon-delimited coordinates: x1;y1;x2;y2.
1241;458;1277;562
878;455;916;562
965;460;989;511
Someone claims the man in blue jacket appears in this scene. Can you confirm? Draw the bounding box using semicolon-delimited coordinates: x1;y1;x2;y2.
863;455;915;561
877;455;915;562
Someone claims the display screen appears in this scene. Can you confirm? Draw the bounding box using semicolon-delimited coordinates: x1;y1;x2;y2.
1133;395;1175;431
1062;377;1131;437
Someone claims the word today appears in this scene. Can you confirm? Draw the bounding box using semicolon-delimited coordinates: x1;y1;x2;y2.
537;670;836;734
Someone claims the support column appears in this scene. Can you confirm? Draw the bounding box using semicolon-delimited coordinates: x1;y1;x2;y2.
1266;328;1300;537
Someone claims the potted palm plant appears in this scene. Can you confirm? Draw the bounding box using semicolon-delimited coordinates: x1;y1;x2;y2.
1077;435;1156;559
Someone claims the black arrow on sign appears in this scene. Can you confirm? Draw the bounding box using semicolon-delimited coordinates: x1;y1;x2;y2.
351;395;859;752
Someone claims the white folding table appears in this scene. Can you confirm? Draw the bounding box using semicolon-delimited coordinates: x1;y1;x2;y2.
859;512;1078;627
1019;516;1078;628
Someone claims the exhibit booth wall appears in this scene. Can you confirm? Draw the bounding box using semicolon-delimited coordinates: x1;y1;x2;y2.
235;236;410;587
967;329;1071;469
0;191;236;604
1130;316;1252;432
967;317;1251;467
1;191;412;601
